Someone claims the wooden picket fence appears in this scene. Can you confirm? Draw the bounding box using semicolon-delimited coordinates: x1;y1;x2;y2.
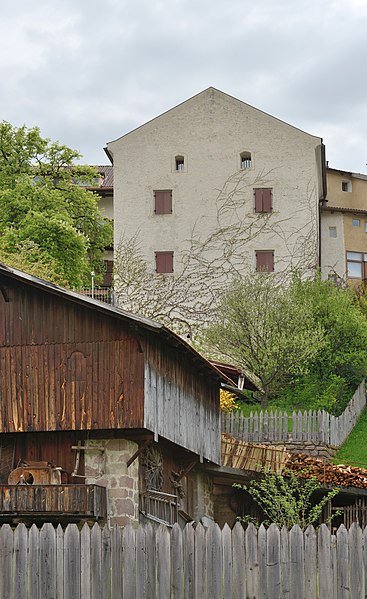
222;379;366;447
1;520;367;598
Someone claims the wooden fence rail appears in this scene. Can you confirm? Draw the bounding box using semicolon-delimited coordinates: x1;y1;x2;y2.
222;379;366;447
1;521;367;598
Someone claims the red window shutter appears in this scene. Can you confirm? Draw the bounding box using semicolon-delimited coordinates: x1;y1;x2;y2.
155;252;174;273
256;251;274;272
154;191;172;214
254;188;272;213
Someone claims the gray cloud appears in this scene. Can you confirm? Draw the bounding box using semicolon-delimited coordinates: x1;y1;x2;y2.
0;0;366;171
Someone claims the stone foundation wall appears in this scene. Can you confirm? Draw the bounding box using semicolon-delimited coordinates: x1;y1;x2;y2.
267;441;336;461
85;438;139;527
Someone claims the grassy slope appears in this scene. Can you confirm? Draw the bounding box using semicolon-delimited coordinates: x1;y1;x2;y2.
333;407;367;468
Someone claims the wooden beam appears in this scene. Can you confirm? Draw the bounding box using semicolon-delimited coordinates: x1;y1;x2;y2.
127;438;153;468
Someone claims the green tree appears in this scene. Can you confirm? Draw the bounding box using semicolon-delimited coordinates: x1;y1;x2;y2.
0;121;112;287
204;274;325;407
234;468;339;529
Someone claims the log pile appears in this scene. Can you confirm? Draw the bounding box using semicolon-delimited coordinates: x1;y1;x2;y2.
286;453;367;489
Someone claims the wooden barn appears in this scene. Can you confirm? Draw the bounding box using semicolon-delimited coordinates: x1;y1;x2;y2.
0;263;225;526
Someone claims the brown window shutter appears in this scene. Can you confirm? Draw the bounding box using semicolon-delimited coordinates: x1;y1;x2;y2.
155;252;174;273
254;188;272;213
256;251;274;272
262;188;272;212
254;189;263;212
154;190;172;214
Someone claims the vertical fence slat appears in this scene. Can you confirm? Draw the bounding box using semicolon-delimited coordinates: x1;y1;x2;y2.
91;522;102;599
280;526;290;599
64;523;81;599
267;523;281;599
13;523;27;599
318;524;332;599
40;523;57;599
111;525;123;599
349;523;363;599
258;524;267;599
337;524;349;599
56;524;64;599
289;525;304;599
245;523;259;599
156;524;170;599
232;522;245;599
183;523;195;599
80;523;91;599
206;524;222;599
194;523;206;599
123;524;136;599
101;524;111;599
222;523;232;598
304;525;317;599
28;524;40;599
136;525;147;599
171;523;183;599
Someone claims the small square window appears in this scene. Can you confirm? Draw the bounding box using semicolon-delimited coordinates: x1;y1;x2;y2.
329;226;337;238
155;251;174;273
175;156;185;171
342;181;352;192
352;219;360;227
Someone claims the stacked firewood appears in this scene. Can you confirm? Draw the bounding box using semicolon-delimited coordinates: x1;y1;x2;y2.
286;453;367;489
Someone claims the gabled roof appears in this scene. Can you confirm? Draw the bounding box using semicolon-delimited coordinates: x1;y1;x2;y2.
107;87;322;148
327;167;367;181
0;262;226;383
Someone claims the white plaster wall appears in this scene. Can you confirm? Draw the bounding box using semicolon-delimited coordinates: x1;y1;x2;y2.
320;212;346;279
110;88;322;279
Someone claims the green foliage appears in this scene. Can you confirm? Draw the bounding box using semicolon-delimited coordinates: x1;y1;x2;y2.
0;121;112;287
204;274;325;406
334;407;367;467
205;273;367;412
234;468;339;529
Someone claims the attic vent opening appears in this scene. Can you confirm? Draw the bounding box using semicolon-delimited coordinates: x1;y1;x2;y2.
240;151;252;169
175;156;185;172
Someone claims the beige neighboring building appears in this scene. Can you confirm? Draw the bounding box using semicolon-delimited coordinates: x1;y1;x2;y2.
321;167;367;284
107;88;326;300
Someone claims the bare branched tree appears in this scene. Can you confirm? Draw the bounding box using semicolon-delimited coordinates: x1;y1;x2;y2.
114;168;319;340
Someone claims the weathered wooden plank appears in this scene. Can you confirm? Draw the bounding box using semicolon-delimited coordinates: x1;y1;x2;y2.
232;522;245;599
101;525;111;599
318;524;332;599
206;524;222;599
156;525;170;599
349;522;363;599
64;523;81;599
258;524;267;599
222;523;232;598
145;523;156;599
13;523;27;599
171;523;183;599
267;523;281;599
304;525;317;599
28;524;40;598
337;525;349;599
111;525;123;599
136;525;147;599
91;523;102;599
331;534;338;599
289;525;304;599
245;523;259;599
183;523;195;599
123;524;136;599
40;523;57;599
56;524;64;599
194;523;206;599
80;523;91;599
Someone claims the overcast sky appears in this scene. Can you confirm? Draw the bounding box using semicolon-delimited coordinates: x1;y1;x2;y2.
1;0;367;173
